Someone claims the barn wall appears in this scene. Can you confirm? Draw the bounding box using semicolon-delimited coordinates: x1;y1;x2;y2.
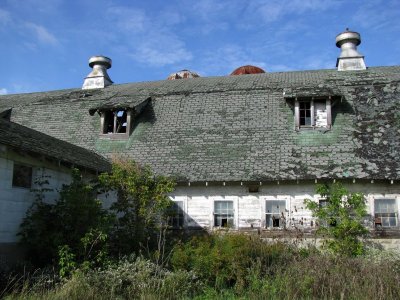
170;182;400;231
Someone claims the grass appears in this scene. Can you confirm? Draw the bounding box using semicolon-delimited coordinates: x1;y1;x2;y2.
2;234;400;299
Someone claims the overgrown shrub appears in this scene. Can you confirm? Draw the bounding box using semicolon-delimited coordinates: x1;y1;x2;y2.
18;169;113;266
304;183;368;256
171;234;298;293
98;161;175;256
4;256;200;300
248;252;400;299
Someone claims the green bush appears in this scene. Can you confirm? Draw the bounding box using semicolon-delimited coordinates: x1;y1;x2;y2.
171;234;295;292
18;169;113;266
304;183;368;256
8;256;201;300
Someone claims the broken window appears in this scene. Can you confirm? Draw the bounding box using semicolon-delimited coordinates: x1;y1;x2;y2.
168;201;184;228
214;201;234;227
295;98;332;130
101;109;130;135
265;200;286;228
375;199;398;227
12;163;32;189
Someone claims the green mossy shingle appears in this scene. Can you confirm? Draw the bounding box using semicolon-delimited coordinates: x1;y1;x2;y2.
1;66;399;181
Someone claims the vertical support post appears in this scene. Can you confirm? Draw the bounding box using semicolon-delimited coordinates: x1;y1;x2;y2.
126;110;132;135
113;111;117;134
326;96;332;129
100;111;105;134
294;98;299;130
311;97;315;127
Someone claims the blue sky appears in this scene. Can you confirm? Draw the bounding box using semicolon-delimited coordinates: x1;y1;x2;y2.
0;0;399;95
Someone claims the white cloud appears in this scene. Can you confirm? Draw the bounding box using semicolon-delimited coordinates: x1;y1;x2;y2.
107;7;147;33
0;9;11;26
133;34;192;66
25;22;59;46
106;5;193;67
0;88;8;95
353;0;400;31
249;0;342;23
199;44;268;76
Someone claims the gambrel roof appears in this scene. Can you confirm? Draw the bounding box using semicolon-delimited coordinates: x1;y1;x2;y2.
1;66;399;182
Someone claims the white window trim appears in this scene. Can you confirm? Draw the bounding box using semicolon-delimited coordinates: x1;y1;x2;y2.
294;97;332;130
262;196;290;229
100;109;133;137
213;199;236;228
373;196;399;228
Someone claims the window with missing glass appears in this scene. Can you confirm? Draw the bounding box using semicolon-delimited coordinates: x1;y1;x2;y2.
375;199;398;227
168;201;184;228
265;200;286;228
294;97;332;130
214;201;234;227
100;109;132;136
12;163;33;189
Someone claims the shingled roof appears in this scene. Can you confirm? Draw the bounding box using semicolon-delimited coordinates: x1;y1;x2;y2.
1;66;399;182
0;118;111;172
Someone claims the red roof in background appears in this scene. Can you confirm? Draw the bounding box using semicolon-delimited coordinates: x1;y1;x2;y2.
230;65;266;75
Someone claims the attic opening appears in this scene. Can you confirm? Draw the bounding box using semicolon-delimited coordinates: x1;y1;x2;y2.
293;97;333;130
89;97;151;139
100;109;132;136
103;110;128;134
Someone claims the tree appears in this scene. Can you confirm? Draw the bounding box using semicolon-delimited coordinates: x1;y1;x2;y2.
19;169;113;266
98;160;175;255
304;183;368;256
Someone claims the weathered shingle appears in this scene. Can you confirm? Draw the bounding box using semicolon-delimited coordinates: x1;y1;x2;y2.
0;119;111;172
1;66;399;181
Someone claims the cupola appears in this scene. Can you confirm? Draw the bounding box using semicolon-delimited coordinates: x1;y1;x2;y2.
336;29;366;71
82;55;113;89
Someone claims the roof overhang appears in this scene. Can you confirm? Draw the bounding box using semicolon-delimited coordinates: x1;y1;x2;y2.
283;85;341;99
89;96;151;115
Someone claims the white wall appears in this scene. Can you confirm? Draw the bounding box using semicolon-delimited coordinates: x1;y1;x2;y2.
0;156;72;243
170;182;400;231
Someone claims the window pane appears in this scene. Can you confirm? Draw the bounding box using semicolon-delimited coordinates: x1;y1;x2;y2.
168;201;184;228
115;110;127;133
266;200;285;213
314;101;327;127
103;111;114;133
265;200;286;228
375;199;398;227
12;164;32;188
214;201;234;227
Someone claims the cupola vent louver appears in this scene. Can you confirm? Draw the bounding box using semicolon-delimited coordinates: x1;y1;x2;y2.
82;56;113;89
336;29;366;71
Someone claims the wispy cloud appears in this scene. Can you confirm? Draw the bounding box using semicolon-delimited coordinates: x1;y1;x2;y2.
0;88;8;95
353;0;400;31
106;5;192;67
24;22;59;46
248;0;342;23
0;9;11;27
199;44;268;75
107;7;147;33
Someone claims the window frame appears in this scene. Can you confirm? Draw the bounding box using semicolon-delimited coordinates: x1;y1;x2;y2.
374;198;398;228
99;109;133;138
12;163;33;189
294;97;332;130
265;200;286;229
214;200;234;228
167;201;185;228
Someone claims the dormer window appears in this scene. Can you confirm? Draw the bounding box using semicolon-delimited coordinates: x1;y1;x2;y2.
294;97;332;130
89;96;151;138
100;109;132;137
